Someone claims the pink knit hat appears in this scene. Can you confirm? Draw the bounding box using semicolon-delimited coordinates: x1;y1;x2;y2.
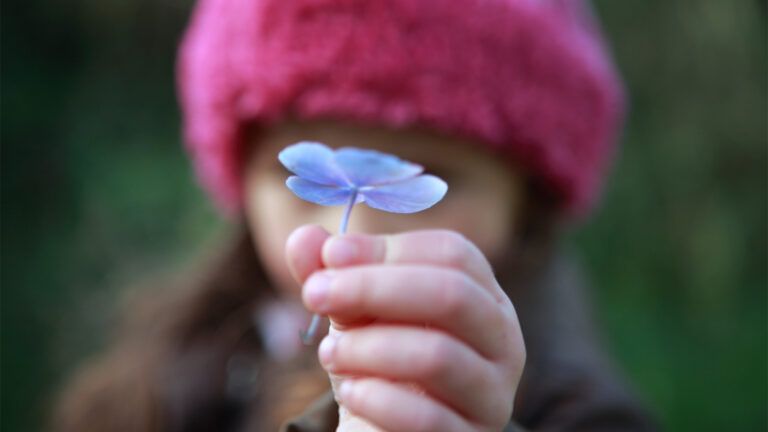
178;0;625;216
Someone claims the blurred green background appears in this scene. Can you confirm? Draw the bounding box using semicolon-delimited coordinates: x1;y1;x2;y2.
2;0;766;431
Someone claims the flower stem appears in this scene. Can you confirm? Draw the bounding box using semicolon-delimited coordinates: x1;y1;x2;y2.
338;189;358;235
302;314;322;346
301;189;359;345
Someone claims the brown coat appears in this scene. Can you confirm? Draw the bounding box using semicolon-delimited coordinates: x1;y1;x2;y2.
53;227;657;431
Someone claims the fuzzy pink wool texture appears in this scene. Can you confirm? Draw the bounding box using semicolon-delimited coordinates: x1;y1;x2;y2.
178;0;625;217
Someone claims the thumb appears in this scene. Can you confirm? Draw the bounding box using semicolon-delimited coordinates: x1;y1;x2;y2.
285;224;331;285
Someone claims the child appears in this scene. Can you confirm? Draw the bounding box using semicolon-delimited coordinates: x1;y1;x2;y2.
55;0;656;430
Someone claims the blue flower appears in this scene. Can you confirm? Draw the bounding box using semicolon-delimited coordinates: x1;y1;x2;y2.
279;141;448;343
279;141;448;222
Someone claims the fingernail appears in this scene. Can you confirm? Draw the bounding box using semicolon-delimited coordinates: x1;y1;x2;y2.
325;236;358;266
338;381;353;402
318;333;339;368
304;272;332;311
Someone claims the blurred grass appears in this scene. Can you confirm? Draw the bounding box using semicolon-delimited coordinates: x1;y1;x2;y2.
1;0;766;431
575;2;767;430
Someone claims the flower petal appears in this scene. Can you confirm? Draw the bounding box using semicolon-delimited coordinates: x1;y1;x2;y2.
278;142;349;186
360;175;448;214
286;177;354;206
334;147;423;187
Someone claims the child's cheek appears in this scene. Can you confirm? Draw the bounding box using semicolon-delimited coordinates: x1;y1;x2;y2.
257;227;299;296
245;179;308;297
419;191;515;263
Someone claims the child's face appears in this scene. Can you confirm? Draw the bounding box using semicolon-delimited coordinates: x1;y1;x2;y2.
244;120;523;297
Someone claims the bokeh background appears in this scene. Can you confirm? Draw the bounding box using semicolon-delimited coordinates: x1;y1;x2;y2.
2;1;766;430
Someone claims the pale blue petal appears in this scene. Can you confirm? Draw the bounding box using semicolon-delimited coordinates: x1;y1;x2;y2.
360;175;448;213
286;177;353;206
279;142;349;186
334;147;423;187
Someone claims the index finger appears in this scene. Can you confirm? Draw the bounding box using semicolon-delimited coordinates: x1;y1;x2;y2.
322;230;505;302
286;224;331;284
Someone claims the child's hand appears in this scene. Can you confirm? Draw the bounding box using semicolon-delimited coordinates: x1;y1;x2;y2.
286;225;526;432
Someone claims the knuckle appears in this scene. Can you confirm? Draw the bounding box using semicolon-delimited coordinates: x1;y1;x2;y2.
511;345;526;383
420;336;455;380
492;323;525;392
438;231;474;269
517;332;527;366
491;377;516;422
488;403;514;429
342;381;363;407
502;316;526;369
437;271;472;316
475;370;515;427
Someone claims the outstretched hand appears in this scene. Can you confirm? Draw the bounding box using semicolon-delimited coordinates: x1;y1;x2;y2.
286;225;526;432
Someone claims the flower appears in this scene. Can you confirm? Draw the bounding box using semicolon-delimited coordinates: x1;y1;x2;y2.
279;141;448;343
279;141;448;218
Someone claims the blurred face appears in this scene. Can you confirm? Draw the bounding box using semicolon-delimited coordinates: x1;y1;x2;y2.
244;120;523;297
